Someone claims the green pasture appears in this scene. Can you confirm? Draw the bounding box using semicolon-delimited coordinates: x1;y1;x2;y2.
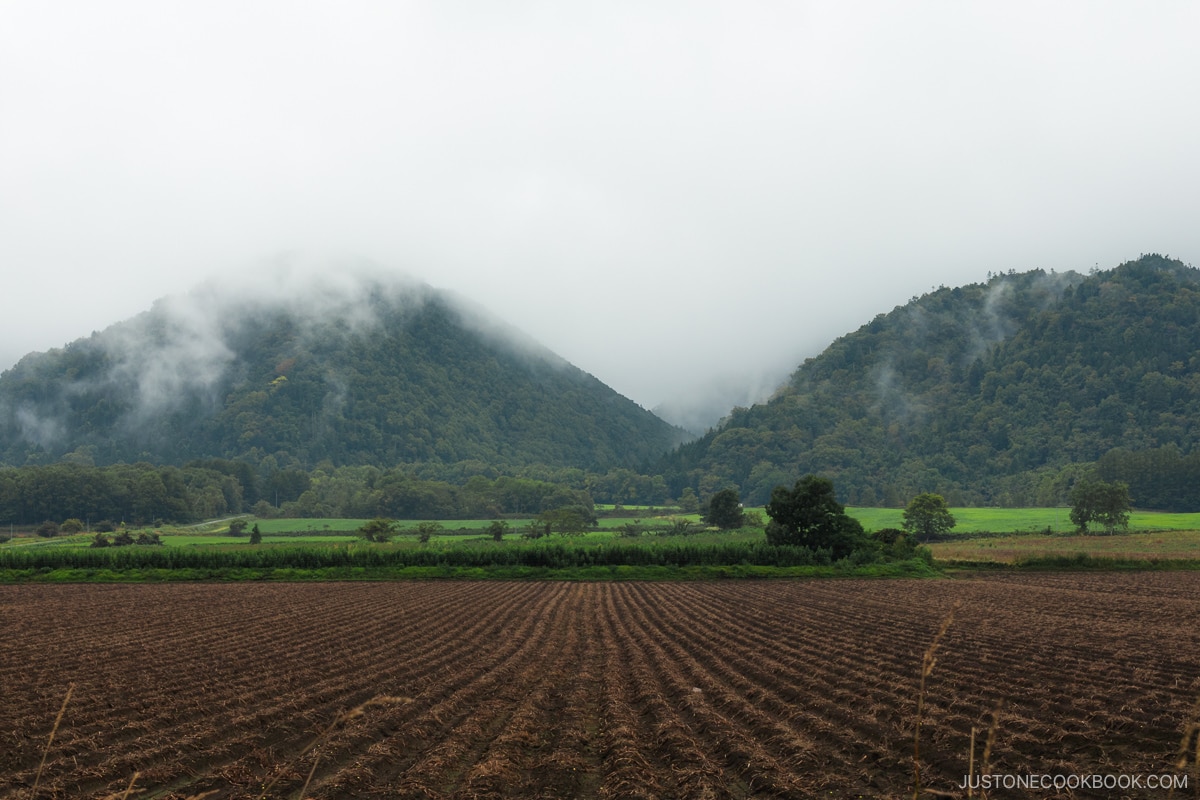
845;506;1200;534
595;504;682;513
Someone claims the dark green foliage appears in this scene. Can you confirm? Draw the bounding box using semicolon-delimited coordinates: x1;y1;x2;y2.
0;538;891;573
60;518;84;534
0;461;651;526
901;493;956;541
703;488;745;530
36;520;58;538
522;520;551;540
0;286;684;471
764;475;867;559
358;517;397;543
659;255;1200;508
414;521;443;543
618;520;645;537
487;520;510;542
93;530;160;547
536;506;595;536
1095;446;1200;511
1069;480;1131;534
871;528;906;546
249;524;262;545
228;519;248;536
0;463;247;525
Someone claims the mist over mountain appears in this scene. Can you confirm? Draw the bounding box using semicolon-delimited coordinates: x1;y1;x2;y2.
658;254;1200;508
0;266;685;470
651;367;791;437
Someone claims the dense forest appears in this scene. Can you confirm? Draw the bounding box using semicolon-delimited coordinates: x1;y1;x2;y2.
0;279;684;470
659;255;1200;509
0;460;678;526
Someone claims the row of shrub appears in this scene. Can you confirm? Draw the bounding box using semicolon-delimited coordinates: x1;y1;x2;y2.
0;539;925;571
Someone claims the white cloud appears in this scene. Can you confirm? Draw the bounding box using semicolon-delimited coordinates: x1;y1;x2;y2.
3;1;1199;410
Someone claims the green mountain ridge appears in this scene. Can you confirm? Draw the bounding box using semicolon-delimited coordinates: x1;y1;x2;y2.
658;254;1200;508
0;275;686;471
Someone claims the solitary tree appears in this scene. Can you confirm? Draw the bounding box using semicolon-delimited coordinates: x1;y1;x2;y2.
415;521;443;543
249;523;263;545
536;507;594;536
228;519;248;536
764;475;866;559
487;520;510;542
902;493;956;542
358;517;397;543
703;488;745;530
1069;480;1131;534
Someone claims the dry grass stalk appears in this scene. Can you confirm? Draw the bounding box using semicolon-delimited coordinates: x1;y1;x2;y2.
120;772;140;800
29;682;74;800
1168;694;1200;800
978;702;1002;800
966;727;976;799
912;603;958;800
256;695;410;800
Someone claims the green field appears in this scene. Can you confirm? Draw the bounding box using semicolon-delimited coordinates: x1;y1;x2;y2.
845;506;1200;533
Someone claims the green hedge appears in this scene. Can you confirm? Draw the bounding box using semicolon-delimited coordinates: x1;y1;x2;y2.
0;540;836;571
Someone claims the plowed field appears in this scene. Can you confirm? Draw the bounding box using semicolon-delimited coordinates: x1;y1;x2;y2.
2;574;1198;798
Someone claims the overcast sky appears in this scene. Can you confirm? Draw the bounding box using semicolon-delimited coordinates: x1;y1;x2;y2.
3;2;1200;413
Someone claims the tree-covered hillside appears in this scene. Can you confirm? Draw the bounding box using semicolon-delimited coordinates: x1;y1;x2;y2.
0;277;684;470
659;254;1200;508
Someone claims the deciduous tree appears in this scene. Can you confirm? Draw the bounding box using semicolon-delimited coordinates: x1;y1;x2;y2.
1069;480;1131;534
415;521;443;543
358;517;397;543
703;488;745;530
764;475;866;559
487;520;510;542
902;494;956;542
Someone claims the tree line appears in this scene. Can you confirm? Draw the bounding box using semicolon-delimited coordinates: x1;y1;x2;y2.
0;461;679;526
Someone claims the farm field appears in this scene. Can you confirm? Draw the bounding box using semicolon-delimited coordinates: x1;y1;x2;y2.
929;528;1200;563
3;576;1198;799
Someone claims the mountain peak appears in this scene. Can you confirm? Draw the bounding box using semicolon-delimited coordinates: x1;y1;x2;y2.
0;268;683;469
659;255;1200;507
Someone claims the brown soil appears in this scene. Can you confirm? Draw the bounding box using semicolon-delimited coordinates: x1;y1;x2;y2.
2;574;1198;798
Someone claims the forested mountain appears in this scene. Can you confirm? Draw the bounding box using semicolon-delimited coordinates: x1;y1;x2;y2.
659;254;1200;509
0;274;685;471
